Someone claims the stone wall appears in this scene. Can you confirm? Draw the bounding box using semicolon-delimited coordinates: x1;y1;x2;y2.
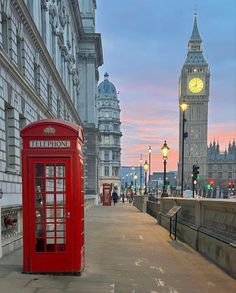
133;195;149;213
158;198;236;278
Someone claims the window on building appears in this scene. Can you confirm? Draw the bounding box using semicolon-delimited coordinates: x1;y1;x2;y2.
34;61;39;94
2;13;8;53
19;114;27;171
228;172;232;179
47;80;52;111
104;124;109;131
112;167;119;177
104;166;109;176
51;33;56;63
114;136;119;145
5;103;17;170
16;36;22;70
112;151;119;161
57;98;61;118
104;135;109;144
113;124;118;131
104;151;109;161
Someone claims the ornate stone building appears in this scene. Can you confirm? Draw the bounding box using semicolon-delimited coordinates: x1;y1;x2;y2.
0;0;102;257
178;14;210;190
207;140;236;195
97;73;122;195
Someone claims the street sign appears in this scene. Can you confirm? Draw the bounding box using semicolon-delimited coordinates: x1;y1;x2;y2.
166;206;182;217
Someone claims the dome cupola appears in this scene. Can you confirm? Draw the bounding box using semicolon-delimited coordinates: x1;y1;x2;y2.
98;73;117;98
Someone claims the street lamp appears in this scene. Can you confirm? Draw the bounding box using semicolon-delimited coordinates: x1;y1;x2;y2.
125;174;129;188
143;160;149;194
161;140;170;197
134;173;138;194
148;145;152;193
139;154;143;194
180;100;188;196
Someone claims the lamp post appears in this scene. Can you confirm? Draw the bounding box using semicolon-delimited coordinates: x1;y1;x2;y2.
143;160;149;194
180;100;188;196
125;174;129;188
139;154;143;194
148;145;152;193
134;173;138;194
161;140;170;197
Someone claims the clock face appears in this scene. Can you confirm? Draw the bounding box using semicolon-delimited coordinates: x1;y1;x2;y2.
188;77;204;93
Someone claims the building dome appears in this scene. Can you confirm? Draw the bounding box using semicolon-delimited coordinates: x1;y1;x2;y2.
98;73;117;98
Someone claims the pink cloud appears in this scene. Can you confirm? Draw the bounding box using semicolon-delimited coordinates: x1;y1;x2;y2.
121;119;235;172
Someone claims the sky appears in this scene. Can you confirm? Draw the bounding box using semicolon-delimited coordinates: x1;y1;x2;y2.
96;0;236;172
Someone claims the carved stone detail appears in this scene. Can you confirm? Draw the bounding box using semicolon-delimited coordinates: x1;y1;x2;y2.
49;0;58;30
58;0;66;29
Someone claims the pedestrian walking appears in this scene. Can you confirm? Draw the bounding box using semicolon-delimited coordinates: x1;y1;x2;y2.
121;192;125;203
112;189;118;206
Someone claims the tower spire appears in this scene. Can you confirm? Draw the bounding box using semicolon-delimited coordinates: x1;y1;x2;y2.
185;13;206;63
190;13;202;42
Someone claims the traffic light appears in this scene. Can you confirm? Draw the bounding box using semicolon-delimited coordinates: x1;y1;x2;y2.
192;165;200;181
228;181;235;190
208;179;215;189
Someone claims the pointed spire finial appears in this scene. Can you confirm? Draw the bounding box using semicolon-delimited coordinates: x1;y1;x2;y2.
194;4;197;16
104;72;109;80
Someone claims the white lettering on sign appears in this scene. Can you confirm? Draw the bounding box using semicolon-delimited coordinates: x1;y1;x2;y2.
30;140;71;148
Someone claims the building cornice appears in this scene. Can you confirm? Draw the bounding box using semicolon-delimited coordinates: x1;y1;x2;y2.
83;33;103;66
12;0;82;125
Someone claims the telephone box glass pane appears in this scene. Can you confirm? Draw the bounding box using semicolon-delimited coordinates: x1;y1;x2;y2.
46;194;54;206
56;179;65;192
46;179;54;192
56;223;65;234
46;208;54;221
56;194;64;206
57;238;65;244
46;165;54;177
35;163;44;177
56;208;64;219
35;209;43;223
35;179;44;193
35;223;45;252
56;165;65;177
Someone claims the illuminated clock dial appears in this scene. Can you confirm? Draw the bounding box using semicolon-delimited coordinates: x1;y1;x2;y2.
188;77;204;93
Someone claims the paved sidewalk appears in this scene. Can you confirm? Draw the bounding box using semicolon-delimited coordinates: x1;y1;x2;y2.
0;202;235;293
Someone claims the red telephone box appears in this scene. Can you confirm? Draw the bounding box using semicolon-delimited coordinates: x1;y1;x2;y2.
20;119;84;274
102;183;112;206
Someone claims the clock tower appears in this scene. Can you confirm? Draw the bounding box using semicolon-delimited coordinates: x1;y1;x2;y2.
178;14;210;191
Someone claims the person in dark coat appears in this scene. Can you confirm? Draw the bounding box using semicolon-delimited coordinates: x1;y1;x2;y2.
112;189;119;206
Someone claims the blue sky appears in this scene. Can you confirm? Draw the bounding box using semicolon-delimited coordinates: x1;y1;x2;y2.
96;0;236;171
